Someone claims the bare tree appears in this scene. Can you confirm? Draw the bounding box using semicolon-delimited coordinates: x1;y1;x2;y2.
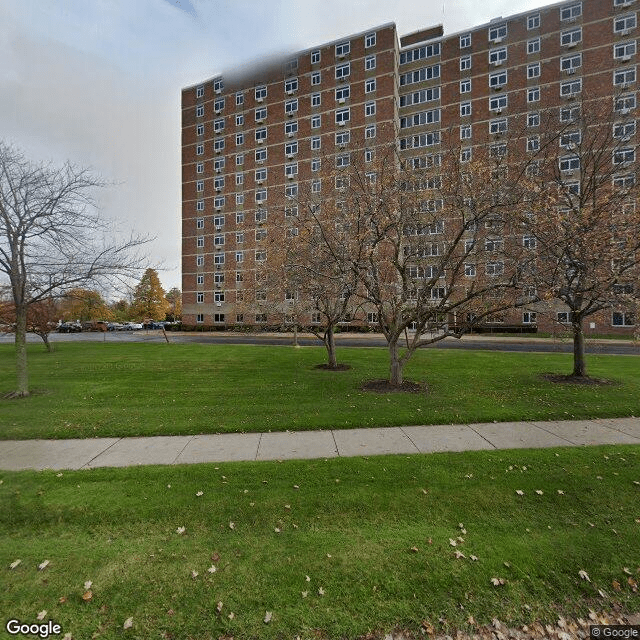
332;140;534;387
0;142;148;397
524;97;640;377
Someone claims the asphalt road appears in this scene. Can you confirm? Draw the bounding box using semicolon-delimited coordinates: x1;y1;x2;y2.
3;329;638;355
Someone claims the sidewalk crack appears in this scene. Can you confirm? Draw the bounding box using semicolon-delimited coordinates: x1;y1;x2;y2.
82;438;124;469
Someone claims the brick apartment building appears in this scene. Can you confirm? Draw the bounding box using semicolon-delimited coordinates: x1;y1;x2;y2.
181;0;638;334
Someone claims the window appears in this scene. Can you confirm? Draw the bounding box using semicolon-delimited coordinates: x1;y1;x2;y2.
214;138;225;153
255;208;268;223
561;27;582;46
196;85;204;98
365;148;374;163
285;121;298;136
559;155;580;172
490;118;508;134
255;127;267;143
196;123;204;136
460;101;472;117
311;50;320;64
460;33;471;48
489;23;507;42
214;234;225;246
255;85;267;101
614;67;636;86
196;144;204;156
196;236;204;248
365;101;376;116
528;14;541;29
236;211;244;224
335;85;350;102
464;264;476;277
236;193;244;205
526;40;541;59
365;78;376;93
613;147;635;164
255;168;267;183
197;292;204;304
560;130;581;147
335;41;350;57
336;62;350;80
285;77;298;93
365;55;376;70
312;158;321;171
560;105;580;121
461;124;472;140
285;140;298;156
336;130;350;146
235;231;244;243
255;148;267;164
196;217;204;229
213;118;225;133
285;162;298;178
461;148;472;163
255;250;266;262
490;70;507;89
235;251;244;262
214;176;225;191
365;124;376;139
460;55;471;71
489;95;508;111
560;79;582;97
235;133;244;146
528;62;541;79
255;107;267;122
311;71;321;86
365;32;376;48
486;262;504;276
285;98;298;115
616;92;637;112
560;3;582;21
255;188;267;203
614;121;636;139
235;114;243;127
196;105;204;118
196;200;204;211
523;235;537;249
285;183;298;198
236;154;244;166
527;136;540;152
528;112;540;127
236;172;243;186
489;47;507;65
336;107;350;124
311;114;321;129
236;91;244;106
196;255;204;267
522;312;537;324
336;153;351;168
460;79;471;93
613;311;635;325
214;195;225;209
255;314;267;323
311;92;321;107
214;254;225;265
614;13;637;33
214;97;224;112
197;274;205;286
196;162;204;174
560;53;582;72
255;228;267;241
615;40;637;60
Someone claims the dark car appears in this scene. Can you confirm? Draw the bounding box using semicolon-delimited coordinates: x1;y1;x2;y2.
58;322;82;333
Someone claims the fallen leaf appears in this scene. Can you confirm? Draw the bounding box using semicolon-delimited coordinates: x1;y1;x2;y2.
62;634;72;640
628;577;638;592
123;617;133;630
516;490;524;496
228;612;235;620
59;597;67;604
535;490;543;495
578;570;591;582
467;615;476;625
301;591;308;598
491;577;506;586
305;575;311;582
37;611;47;621
274;527;281;533
284;504;291;510
411;546;419;553
191;570;198;579
167;609;174;616
470;555;478;561
38;560;50;571
82;590;93;602
211;552;220;562
83;580;93;590
318;587;325;595
9;559;21;570
623;567;632;575
229;522;235;530
196;491;203;497
557;490;565;495
176;527;185;535
217;602;223;613
613;580;622;591
598;589;608;598
449;539;457;547
264;611;272;623
454;550;466;559
207;565;217;574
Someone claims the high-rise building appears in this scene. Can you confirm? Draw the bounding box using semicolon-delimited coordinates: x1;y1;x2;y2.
182;0;637;333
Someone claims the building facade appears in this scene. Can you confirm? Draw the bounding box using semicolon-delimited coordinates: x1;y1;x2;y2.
182;0;638;334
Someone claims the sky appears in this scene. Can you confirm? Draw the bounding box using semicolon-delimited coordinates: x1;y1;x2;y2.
1;0;545;294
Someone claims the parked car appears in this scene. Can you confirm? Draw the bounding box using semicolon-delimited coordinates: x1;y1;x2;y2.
122;322;143;331
58;322;82;333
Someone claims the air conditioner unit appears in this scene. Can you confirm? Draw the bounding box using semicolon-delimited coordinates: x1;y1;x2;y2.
492;36;504;44
215;186;221;192
496;108;502;114
567;41;577;49
216;284;221;289
216;245;222;250
215;226;222;231
286;90;294;95
287;111;295;117
338;120;346;126
337;53;346;59
288;175;295;180
216;264;221;270
257;179;263;184
621;107;630;114
491;60;503;66
493;85;502;91
622;135;631;141
256;118;264;123
621;55;632;61
287;154;294;159
621;28;631;36
566;68;576;75
215;207;222;212
215;149;221;154
257;138;264;144
256;97;264;103
287;132;294;138
215;109;221;115
216;168;221;174
338;97;346;104
216;303;222;307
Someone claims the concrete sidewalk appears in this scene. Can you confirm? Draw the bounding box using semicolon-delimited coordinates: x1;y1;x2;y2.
0;417;638;471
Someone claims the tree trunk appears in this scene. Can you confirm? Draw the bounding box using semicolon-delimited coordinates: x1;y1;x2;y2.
325;325;338;368
14;304;30;397
293;323;299;347
389;338;403;386
39;332;52;353
571;316;587;377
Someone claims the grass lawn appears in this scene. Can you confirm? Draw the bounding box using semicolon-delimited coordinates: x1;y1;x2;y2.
1;447;639;639
1;342;639;440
